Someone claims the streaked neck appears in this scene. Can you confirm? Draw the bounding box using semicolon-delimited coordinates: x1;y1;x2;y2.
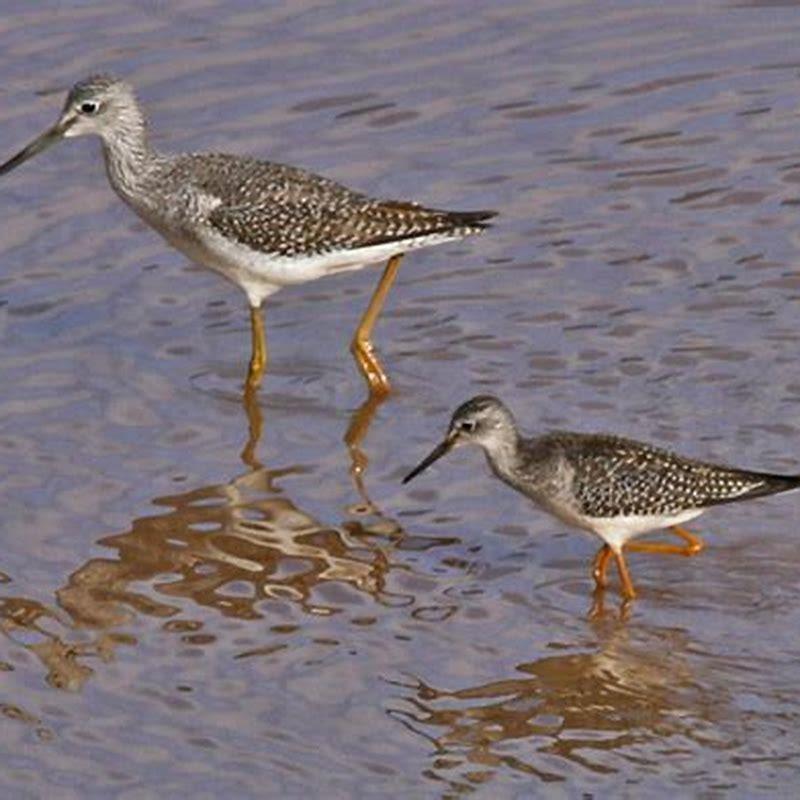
100;109;156;196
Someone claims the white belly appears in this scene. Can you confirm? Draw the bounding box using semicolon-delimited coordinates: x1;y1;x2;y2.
156;221;460;307
577;508;705;551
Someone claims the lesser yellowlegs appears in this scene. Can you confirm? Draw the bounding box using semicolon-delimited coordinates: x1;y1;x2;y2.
403;395;800;600
0;75;494;391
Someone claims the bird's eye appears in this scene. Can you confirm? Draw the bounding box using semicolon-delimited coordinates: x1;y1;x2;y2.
459;420;476;433
79;101;99;115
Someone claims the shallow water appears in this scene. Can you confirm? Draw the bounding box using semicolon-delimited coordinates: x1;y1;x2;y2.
1;0;800;796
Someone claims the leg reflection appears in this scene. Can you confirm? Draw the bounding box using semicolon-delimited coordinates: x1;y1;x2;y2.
587;587;632;622
0;388;414;690
240;384;264;470
344;390;389;513
387;620;703;786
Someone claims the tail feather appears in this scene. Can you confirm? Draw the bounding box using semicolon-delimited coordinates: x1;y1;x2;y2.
705;472;800;507
442;209;498;229
360;204;497;248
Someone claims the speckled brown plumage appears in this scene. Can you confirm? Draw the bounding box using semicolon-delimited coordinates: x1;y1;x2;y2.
153;153;494;258
63;76;494;259
515;430;799;518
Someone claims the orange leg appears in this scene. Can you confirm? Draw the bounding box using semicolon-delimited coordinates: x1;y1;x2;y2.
592;545;613;590
350;254;403;396
671;525;705;554
613;549;637;601
591;526;703;600
626;525;705;557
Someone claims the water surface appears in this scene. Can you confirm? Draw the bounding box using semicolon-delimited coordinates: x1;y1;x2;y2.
1;1;800;796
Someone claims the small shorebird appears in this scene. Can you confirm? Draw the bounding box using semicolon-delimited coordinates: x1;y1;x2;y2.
403;395;800;600
0;75;494;391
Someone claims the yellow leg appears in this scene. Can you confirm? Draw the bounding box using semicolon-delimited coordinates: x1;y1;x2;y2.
350;254;403;396
626;525;705;557
246;305;267;390
592;544;612;590
613;549;637;601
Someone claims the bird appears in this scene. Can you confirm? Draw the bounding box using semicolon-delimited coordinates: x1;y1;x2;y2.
402;395;800;601
0;75;495;392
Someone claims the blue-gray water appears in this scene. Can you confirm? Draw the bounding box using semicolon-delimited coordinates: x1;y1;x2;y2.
0;1;800;797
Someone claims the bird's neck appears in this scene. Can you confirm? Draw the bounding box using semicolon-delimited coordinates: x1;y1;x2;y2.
482;429;521;481
100;111;157;199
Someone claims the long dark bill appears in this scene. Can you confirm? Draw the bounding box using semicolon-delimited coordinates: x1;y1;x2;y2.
402;437;455;484
0;120;71;176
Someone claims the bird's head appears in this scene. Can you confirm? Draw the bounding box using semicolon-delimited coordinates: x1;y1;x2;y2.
0;75;141;176
59;75;139;139
402;395;517;483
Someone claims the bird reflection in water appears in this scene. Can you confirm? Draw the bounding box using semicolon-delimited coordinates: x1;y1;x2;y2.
387;622;713;788
0;387;409;690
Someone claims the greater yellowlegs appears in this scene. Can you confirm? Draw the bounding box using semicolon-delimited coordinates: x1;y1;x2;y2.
0;75;494;391
403;395;800;600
